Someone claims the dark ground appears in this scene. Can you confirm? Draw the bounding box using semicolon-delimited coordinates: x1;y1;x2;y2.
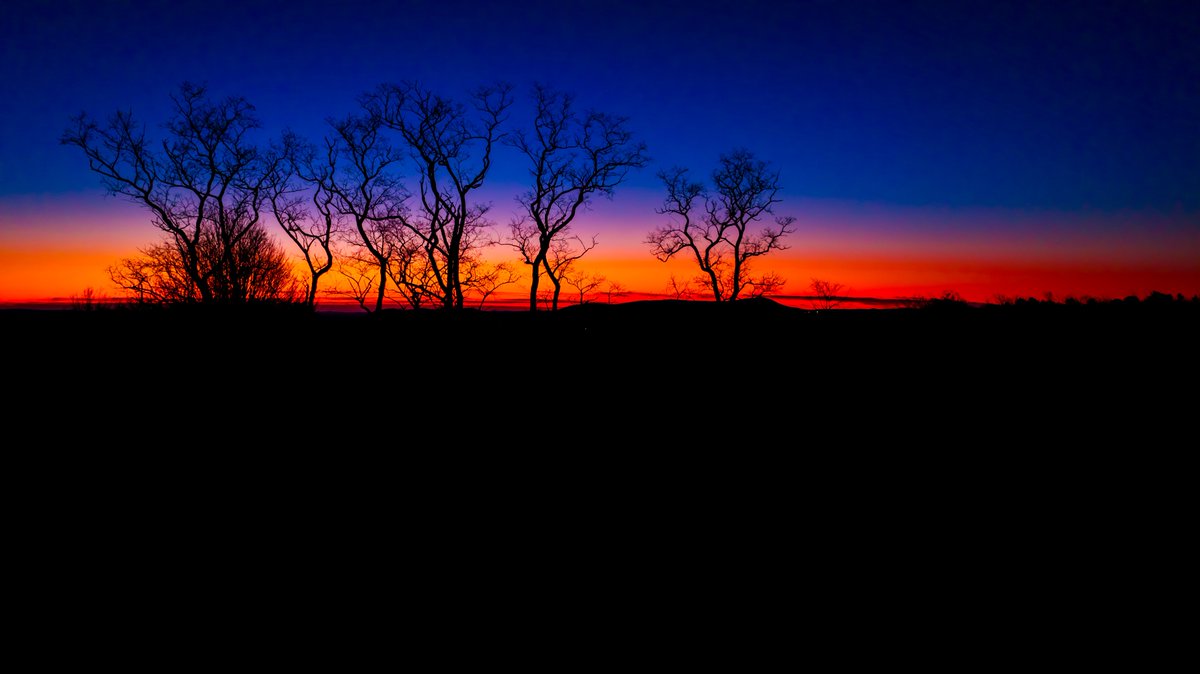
7;297;1196;429
5;298;1191;621
8;297;1193;529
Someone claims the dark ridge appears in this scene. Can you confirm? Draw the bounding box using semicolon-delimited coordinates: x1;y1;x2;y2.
7;299;1197;412
5;299;1196;479
561;296;797;314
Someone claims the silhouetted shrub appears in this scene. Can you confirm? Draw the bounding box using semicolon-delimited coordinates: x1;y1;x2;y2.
921;291;969;312
1145;291;1175;305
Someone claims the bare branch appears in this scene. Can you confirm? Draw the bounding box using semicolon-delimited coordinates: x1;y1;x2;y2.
647;149;795;301
309;112;408;312
564;270;606;306
666;275;695;300
509;84;647;310
63;83;296;304
364;82;514;309
604;281;628;304
809;278;846;310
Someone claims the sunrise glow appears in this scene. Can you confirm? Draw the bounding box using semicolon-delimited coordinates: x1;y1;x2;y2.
2;1;1198;308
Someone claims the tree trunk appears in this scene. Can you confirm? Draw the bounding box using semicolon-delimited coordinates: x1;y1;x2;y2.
730;230;745;301
184;243;213;303
447;222;463;310
528;269;541;312
730;256;743;301
707;268;722;302
540;255;561;311
307;275;318;307
444;248;457;309
528;249;547;312
374;260;387;313
451;254;465;309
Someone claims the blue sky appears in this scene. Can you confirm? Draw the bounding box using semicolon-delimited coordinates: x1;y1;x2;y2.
2;0;1198;303
3;0;1197;210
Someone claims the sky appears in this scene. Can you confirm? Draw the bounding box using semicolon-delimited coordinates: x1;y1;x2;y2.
2;0;1198;304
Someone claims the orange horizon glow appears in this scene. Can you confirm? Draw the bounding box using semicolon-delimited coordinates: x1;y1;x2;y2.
2;191;1198;305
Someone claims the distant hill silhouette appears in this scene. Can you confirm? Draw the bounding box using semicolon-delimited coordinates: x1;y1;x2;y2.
5;295;1196;426
3;292;1194;501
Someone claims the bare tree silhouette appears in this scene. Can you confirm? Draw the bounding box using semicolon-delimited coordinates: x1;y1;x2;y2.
70;287;105;311
565;271;606;305
109;224;298;303
62;82;284;304
385;227;439;309
809;278;845;310
336;251;381;313
264;132;337;308
507;84;647;311
604;280;627;304
308;113;408;312
108;246;196;304
647;149;796;301
463;260;520;309
666;274;695;300
364;82;514;309
510;231;602;309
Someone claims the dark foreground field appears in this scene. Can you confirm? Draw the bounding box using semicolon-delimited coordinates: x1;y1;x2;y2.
7;297;1197;424
6;298;1193;590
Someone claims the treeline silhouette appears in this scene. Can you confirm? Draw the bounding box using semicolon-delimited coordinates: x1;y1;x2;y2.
907;290;1200;312
65;82;1194;320
63;82;802;312
9;288;1196;453
16;291;1197;392
63;287;1200;313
